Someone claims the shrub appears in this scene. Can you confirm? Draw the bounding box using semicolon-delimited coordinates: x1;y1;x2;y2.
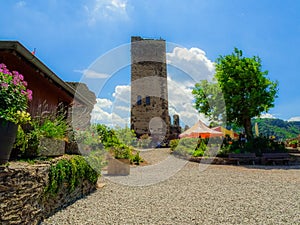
111;144;132;159
93;124;147;163
172;138;199;157
31;115;67;139
114;126;137;147
14;114;68;158
219;136;286;156
73;126;103;151
45;155;99;196
95;124;119;148
137;134;152;148
131;151;143;165
169;139;179;151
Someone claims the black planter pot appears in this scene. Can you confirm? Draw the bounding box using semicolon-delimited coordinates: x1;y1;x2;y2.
0;119;18;164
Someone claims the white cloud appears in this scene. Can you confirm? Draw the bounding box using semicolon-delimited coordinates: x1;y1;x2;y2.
74;69;109;79
91;85;130;127
112;85;130;103
166;47;216;126
260;113;276;119
84;0;128;25
95;98;112;109
114;105;130;112
167;76;210;126
167;47;215;82
288;116;300;122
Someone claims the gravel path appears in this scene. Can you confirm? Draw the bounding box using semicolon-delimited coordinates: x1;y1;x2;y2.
42;150;300;225
137;148;172;165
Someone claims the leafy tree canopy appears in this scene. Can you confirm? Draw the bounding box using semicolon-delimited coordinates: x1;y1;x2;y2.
193;48;278;139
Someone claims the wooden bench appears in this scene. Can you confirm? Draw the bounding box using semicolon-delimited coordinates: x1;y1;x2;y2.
261;153;291;165
227;153;257;165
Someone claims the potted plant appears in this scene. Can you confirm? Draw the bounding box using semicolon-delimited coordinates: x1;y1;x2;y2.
14;114;67;158
107;144;131;175
31;115;67;157
0;63;32;164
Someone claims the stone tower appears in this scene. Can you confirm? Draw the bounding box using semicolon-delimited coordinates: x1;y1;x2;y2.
130;36;170;142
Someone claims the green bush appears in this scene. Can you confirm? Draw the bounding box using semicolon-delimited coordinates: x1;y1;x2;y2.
114;126;137;147
95;124;119;148
111;144;132;159
131;151;143;165
193;149;205;157
173;145;194;157
169;139;179;151
174;138;197;157
92;124;148;163
45;155;99;196
171;137;214;157
137;134;152;148
73;126;103;151
14;112;68;158
31;115;67;140
194;139;207;157
219;136;286;156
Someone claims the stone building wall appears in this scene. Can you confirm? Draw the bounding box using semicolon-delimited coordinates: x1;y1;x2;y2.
0;160;96;225
130;36;170;138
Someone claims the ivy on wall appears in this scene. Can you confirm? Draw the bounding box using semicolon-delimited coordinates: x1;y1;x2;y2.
44;155;99;196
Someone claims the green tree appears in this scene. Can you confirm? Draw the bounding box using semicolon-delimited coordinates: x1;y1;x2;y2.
193;48;278;139
114;126;137;146
192;80;226;123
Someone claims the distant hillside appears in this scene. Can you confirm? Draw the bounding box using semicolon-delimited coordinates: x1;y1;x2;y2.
252;118;300;140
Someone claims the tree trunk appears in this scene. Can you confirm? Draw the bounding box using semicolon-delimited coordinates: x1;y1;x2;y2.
243;117;253;140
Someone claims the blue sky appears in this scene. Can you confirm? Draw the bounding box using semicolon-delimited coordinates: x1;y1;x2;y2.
2;0;300;127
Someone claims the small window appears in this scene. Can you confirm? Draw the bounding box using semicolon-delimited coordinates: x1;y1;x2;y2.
146;96;150;105
137;95;142;105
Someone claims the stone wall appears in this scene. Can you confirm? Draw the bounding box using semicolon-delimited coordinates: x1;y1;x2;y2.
0;159;96;225
130;36;170;138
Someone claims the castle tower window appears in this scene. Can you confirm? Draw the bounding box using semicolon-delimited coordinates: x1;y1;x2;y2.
146;96;150;105
137;95;142;105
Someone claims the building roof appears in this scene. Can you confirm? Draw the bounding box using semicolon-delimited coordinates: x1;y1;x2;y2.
0;41;94;107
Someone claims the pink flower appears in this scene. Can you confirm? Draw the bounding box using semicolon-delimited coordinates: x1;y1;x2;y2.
1;83;8;88
2;68;11;75
13;78;19;85
27;89;33;101
0;63;6;69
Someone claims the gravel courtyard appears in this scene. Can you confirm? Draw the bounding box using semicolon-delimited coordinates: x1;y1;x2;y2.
42;150;300;225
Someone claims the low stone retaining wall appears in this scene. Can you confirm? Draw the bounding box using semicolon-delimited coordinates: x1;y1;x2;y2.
0;157;97;225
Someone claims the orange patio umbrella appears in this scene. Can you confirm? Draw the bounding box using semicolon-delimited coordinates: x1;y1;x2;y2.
179;120;223;139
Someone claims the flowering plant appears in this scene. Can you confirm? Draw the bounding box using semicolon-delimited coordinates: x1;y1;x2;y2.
0;63;32;124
